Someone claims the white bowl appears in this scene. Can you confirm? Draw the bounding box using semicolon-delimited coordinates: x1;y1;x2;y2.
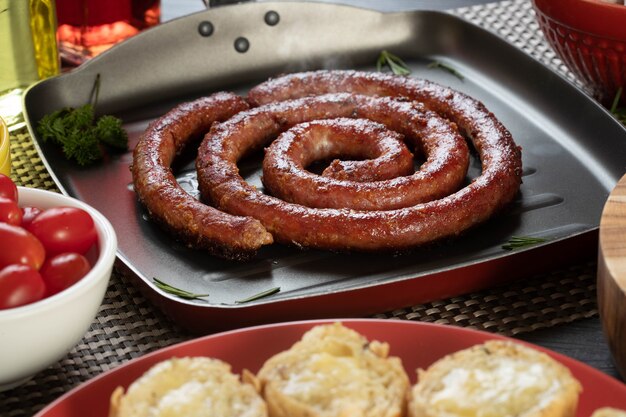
0;187;117;391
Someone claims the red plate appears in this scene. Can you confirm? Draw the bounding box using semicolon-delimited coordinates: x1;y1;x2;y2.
35;319;626;417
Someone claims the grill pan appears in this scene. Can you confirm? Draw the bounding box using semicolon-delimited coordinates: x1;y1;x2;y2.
23;1;626;333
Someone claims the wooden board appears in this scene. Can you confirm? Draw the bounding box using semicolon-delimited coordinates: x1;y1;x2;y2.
598;173;626;380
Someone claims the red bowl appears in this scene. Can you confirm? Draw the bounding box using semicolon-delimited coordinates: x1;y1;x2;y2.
532;0;626;105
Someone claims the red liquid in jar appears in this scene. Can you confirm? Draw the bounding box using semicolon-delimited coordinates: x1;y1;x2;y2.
56;0;160;65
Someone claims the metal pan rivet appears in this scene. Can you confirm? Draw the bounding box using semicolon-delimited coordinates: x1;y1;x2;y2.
264;11;280;26
234;37;250;53
198;21;214;37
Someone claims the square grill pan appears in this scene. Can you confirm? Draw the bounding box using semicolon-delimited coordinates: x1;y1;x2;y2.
23;2;626;333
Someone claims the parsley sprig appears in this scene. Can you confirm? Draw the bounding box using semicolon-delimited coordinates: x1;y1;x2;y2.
36;74;128;166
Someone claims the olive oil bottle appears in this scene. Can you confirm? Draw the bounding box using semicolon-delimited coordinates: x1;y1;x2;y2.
0;0;59;129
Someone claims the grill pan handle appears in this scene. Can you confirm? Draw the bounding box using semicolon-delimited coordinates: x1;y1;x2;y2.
204;0;254;7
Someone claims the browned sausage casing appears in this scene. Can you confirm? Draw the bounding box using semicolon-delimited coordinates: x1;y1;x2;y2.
272;118;415;184
196;85;521;251
260;98;469;210
133;70;522;258
131;93;273;260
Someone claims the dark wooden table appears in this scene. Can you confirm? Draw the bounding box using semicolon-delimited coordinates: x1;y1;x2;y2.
519;317;620;380
157;0;624;382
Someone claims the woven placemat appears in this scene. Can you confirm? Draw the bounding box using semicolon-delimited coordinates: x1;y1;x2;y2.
0;0;602;415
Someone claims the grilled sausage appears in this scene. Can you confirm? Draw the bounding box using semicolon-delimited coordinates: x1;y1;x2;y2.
277;118;415;184
131;93;273;260
260;97;469;210
196;88;520;251
133;70;521;258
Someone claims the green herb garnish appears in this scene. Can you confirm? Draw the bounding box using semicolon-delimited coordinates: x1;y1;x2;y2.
502;236;547;251
153;278;210;300
428;60;464;81
610;87;626;125
376;50;411;76
36;74;128;166
235;287;281;304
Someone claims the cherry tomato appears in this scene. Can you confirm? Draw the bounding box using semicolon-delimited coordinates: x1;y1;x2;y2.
26;207;97;256
0;223;46;270
40;252;91;296
0;264;46;310
0;197;22;225
0;174;17;202
20;206;42;229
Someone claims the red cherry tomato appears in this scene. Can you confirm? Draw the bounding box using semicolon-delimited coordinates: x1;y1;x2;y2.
0;223;46;270
26;207;97;256
21;206;42;229
40;252;91;296
0;197;22;225
0;174;17;202
0;264;46;310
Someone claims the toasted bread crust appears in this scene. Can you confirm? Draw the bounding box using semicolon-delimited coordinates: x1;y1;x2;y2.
255;323;410;417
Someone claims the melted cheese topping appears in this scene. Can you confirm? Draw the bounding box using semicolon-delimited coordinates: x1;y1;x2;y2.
113;357;266;417
428;358;561;417
281;352;375;412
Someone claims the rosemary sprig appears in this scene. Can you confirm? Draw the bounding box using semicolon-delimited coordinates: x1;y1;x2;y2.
610;87;626;124
235;287;281;304
428;60;464;81
502;236;547;251
153;278;210;300
610;87;622;113
376;50;411;76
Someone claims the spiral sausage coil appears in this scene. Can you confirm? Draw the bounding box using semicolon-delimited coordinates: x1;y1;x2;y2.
132;70;522;261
